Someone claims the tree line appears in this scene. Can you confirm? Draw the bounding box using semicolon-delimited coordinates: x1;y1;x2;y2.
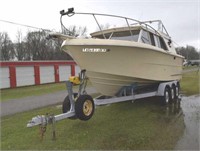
176;45;200;60
0;26;87;61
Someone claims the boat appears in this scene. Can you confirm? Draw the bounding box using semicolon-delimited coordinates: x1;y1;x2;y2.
50;8;184;96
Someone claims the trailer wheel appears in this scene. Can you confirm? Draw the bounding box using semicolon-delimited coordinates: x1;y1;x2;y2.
171;85;176;101
62;93;78;119
161;86;171;105
174;83;180;99
75;95;95;121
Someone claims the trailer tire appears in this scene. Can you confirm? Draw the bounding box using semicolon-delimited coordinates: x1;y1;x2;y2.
75;95;95;121
174;83;180;99
62;93;78;119
161;86;171;105
171;84;176;101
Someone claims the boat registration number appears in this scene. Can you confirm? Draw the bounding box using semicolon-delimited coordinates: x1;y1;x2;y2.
82;48;110;53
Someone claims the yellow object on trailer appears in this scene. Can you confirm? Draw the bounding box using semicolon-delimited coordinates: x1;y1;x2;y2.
69;76;81;85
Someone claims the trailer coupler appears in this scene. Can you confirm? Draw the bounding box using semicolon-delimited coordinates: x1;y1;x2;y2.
27;111;76;140
27;111;76;128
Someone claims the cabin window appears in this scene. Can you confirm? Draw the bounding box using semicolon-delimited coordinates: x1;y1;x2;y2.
93;30;140;42
110;30;139;42
159;37;168;50
149;33;155;46
141;30;151;44
154;35;161;48
154;35;168;51
140;30;156;47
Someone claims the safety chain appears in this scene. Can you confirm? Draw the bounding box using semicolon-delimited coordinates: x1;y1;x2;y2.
38;114;57;141
39;115;48;141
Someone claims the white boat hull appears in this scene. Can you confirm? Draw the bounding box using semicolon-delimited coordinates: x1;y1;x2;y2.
62;38;183;96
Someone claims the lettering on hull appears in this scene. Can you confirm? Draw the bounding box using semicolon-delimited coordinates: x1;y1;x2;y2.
82;48;110;53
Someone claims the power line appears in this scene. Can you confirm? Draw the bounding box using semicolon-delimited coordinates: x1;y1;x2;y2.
0;19;52;32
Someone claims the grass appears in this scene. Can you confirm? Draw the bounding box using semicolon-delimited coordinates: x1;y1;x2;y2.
180;70;200;95
1;98;184;150
1;68;199;150
0;83;66;102
183;65;199;69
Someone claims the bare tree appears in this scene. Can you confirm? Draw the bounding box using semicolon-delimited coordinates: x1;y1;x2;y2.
14;31;28;60
62;25;87;37
26;30;50;60
47;25;88;60
0;32;14;61
49;38;73;60
25;30;71;60
0;25;88;61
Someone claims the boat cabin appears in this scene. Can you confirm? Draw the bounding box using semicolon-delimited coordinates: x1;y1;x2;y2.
90;26;173;52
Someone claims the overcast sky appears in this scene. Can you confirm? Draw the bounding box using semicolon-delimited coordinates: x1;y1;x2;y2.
0;0;199;49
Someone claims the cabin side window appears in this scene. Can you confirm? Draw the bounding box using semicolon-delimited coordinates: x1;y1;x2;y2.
141;30;151;45
141;30;156;47
154;35;161;48
154;35;168;50
159;37;168;50
149;33;155;46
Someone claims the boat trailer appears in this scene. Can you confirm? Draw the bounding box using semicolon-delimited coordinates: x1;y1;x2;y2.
27;70;180;139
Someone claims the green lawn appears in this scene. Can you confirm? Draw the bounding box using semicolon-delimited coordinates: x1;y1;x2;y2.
1;99;184;150
183;65;199;69
1;69;199;150
180;70;200;95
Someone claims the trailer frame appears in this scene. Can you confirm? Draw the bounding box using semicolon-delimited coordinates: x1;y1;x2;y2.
27;70;180;128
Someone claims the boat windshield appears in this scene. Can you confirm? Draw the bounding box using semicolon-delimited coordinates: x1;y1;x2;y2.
110;30;139;41
93;30;140;42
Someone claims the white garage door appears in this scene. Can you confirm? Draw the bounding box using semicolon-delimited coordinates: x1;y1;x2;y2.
40;66;55;84
0;67;10;89
59;65;71;81
16;66;35;87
